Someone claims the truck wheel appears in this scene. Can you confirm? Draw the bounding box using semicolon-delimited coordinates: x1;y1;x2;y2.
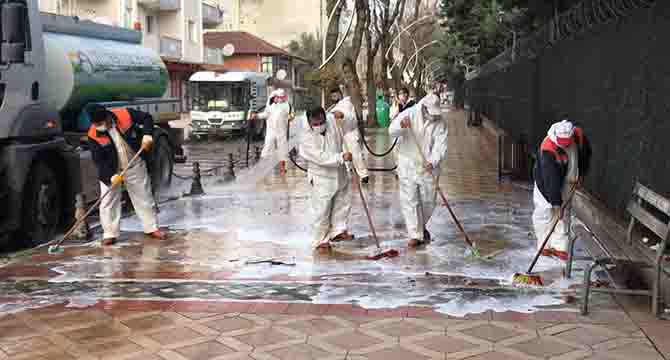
152;136;174;189
22;163;63;247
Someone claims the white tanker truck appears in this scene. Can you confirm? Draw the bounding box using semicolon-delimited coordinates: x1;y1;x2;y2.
0;1;185;247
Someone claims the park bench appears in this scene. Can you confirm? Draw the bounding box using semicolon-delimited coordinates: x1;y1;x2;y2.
567;182;670;317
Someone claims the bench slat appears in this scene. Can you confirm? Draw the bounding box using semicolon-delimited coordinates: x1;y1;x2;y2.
574;225;614;260
634;183;670;215
627;201;669;240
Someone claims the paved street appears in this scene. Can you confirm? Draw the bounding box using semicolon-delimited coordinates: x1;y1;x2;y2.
0;110;667;359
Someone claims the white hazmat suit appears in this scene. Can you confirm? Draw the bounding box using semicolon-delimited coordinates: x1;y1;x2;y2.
300;115;352;249
257;90;290;163
329;96;369;180
389;94;448;242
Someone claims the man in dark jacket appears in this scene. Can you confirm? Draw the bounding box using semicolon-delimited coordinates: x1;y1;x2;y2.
532;120;592;260
87;104;166;246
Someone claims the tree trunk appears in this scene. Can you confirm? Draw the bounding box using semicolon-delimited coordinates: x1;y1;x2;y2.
342;0;368;124
325;0;344;56
365;31;378;127
380;39;390;102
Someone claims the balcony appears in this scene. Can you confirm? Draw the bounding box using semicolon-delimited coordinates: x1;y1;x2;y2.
160;36;182;59
202;2;223;27
138;0;180;11
204;47;223;65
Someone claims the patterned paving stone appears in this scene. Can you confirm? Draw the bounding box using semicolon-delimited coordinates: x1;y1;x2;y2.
319;330;385;351
283;318;345;335
122;313;175;332
362;346;430;360
268;343;333;360
174;340;235;359
371;320;432;338
460;324;524;343
234;328;296;348
61;323;126;344
82;339;145;358
204;316;257;333
510;337;580;358
0;336;55;356
414;334;480;354
148;326;205;346
464;351;525;360
554;326;622;347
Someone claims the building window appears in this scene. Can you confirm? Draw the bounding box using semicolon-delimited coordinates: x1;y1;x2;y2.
146;16;154;34
188;20;197;43
261;56;273;74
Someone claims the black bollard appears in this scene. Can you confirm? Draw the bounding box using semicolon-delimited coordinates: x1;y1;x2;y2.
255;146;261;161
224;153;235;181
189;162;205;195
72;193;89;240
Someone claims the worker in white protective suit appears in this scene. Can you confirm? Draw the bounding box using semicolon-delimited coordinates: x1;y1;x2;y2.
87;104;166;246
300;106;355;252
533;120;591;260
389;94;448;248
329;87;369;184
251;89;291;175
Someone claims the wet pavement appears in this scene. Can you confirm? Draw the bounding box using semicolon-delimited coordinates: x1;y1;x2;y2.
0;110;668;359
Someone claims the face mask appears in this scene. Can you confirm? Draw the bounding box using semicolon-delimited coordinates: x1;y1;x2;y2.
312;124;326;134
96;124;108;132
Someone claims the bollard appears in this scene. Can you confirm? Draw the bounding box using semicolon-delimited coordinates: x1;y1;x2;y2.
223;153;235;181
189;162;205;195
255;146;261;161
71;193;89;240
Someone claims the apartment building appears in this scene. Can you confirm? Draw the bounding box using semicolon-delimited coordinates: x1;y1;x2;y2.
39;0;225;111
207;0;323;49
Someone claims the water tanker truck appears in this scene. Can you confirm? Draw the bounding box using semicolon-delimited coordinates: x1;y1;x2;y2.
0;1;185;247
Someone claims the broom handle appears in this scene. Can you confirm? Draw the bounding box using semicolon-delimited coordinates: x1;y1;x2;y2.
408;125;475;248
526;182;579;274
55;149;144;247
341;135;379;249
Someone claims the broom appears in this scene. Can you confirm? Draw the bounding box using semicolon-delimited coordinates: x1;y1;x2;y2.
47;149;144;254
408;124;480;257
340;131;399;260
512;182;578;286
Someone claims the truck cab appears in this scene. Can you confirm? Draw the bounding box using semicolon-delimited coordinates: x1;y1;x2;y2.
189;71;270;139
0;0;183;248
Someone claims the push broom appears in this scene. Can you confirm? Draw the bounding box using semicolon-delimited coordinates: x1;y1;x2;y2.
408;125;481;257
47;148;144;254
512;182;578;286
341;139;399;260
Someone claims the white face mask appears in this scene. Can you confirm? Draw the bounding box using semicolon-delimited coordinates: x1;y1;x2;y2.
311;124;326;134
96;124;108;132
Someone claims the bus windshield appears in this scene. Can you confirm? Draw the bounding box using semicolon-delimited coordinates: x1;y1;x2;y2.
191;82;249;112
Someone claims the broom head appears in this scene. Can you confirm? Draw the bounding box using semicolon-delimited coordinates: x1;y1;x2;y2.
512;272;544;286
365;249;400;260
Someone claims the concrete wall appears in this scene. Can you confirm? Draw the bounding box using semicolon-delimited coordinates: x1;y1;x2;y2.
181;0;203;63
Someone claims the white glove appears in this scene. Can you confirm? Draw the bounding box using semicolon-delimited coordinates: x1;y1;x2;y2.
141;135;154;152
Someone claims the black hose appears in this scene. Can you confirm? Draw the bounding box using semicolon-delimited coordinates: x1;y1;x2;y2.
289;149;308;172
368;165;398;172
358;127;398;158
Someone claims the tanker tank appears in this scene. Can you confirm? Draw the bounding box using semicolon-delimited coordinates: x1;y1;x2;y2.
41;15;168;131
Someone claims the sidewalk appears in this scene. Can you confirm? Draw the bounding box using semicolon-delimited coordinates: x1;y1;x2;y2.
0;110;666;360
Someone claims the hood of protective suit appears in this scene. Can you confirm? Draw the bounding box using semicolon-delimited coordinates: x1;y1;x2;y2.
548;120;575;147
419;93;441;117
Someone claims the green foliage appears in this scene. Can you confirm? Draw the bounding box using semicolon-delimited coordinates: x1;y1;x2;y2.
438;0;541;75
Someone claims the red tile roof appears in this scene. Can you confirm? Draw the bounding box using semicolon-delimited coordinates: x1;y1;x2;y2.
204;31;289;56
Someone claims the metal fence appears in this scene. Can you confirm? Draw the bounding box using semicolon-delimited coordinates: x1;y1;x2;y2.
466;0;669;215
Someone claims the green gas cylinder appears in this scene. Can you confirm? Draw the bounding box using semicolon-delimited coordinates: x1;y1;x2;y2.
376;91;390;127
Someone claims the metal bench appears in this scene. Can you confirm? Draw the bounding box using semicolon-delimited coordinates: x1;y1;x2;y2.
568;182;670;317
